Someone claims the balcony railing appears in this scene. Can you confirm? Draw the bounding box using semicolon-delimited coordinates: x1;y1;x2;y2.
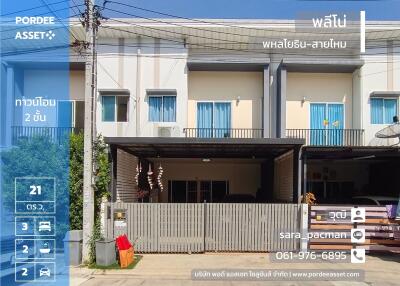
286;129;365;146
183;128;264;139
12;126;81;145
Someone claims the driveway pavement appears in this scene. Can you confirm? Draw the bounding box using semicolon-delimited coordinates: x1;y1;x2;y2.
71;253;400;286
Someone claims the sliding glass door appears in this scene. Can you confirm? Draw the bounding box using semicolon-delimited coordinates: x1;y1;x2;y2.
310;103;344;145
310;103;326;145
168;180;229;203
197;102;213;137
197;102;231;138
214;103;231;138
327;104;344;145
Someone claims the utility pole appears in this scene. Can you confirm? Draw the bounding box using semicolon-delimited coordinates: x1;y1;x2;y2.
82;0;95;262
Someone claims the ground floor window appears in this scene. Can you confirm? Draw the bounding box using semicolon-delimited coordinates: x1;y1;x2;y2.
168;180;229;203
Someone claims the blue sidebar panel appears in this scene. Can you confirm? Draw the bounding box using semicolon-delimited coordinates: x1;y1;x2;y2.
1;1;71;285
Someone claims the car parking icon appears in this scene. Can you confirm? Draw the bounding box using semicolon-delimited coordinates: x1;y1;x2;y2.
39;267;51;277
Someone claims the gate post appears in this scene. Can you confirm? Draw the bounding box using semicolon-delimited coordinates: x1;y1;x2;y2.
203;201;207;253
300;204;309;252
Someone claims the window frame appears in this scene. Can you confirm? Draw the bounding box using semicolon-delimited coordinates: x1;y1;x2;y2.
370;97;398;125
196;101;232;128
101;95;129;122
148;95;177;123
57;100;85;128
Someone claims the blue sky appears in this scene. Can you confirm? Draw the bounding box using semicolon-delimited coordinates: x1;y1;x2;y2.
1;0;400;20
101;0;400;20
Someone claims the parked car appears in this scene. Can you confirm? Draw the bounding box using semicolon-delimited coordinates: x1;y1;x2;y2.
221;194;256;203
351;196;398;206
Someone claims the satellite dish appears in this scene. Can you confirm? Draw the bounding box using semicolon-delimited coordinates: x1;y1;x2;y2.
376;123;400;139
370;123;400;146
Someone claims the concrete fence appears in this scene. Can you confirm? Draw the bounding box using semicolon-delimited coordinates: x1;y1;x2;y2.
101;202;302;253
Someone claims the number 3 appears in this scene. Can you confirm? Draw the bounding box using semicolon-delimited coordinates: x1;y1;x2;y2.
22;223;28;231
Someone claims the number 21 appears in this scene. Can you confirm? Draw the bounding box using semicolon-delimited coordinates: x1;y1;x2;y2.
29;185;41;195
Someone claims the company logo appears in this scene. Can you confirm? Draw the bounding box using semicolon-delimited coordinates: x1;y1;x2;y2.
14;16;56;41
15;30;56;40
45;31;56;40
15;17;55;25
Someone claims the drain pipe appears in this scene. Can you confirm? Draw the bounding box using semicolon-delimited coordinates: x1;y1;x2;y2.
136;37;141;137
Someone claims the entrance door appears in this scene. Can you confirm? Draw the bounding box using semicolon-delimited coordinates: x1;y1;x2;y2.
310;103;344;145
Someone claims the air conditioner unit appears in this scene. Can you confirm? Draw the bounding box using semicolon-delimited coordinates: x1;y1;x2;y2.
156;125;180;137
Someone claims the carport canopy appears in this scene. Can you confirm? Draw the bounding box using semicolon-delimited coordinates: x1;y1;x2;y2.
302;146;400;160
104;137;304;159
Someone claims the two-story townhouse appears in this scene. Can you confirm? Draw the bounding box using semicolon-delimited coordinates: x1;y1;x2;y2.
3;18;400;207
88;19;400;206
279;33;400;204
94;24;303;204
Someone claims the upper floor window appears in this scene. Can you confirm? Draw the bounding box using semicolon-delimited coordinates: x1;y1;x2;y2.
371;98;397;124
148;95;176;122
57;100;84;128
102;95;129;122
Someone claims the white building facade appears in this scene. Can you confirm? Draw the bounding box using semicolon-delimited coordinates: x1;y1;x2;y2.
3;18;400;204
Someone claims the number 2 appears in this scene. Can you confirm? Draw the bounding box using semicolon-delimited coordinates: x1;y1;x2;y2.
21;268;28;276
22;245;29;253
